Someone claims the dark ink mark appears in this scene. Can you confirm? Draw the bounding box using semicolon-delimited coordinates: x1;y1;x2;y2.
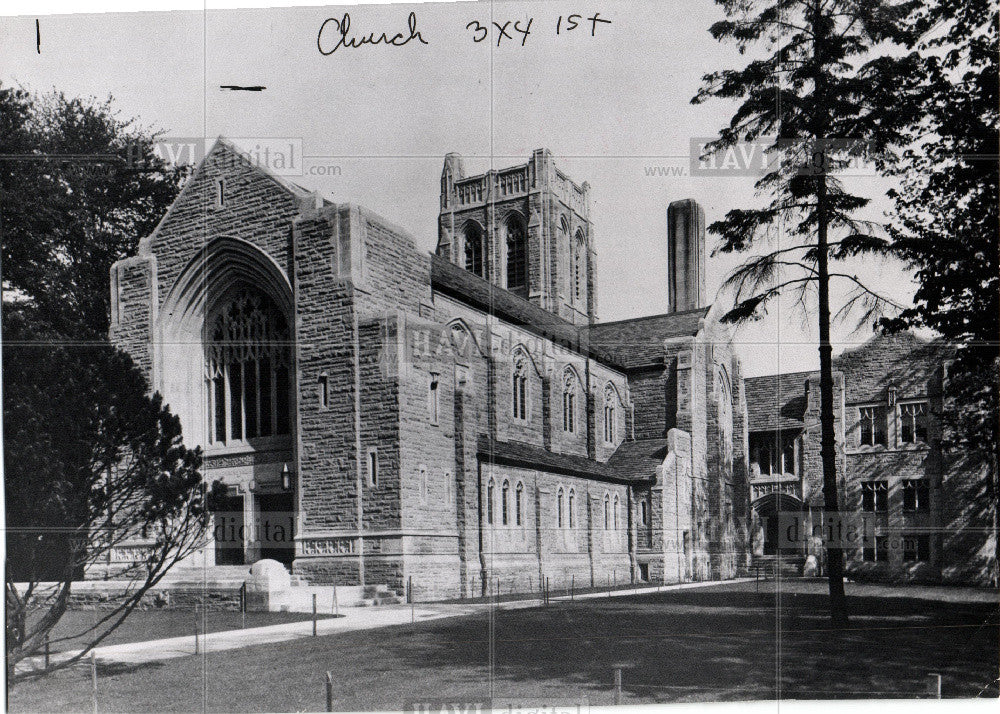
220;85;267;92
588;13;612;36
36;19;40;53
317;12;428;55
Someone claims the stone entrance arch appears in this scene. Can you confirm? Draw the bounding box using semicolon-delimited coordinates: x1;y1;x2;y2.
751;492;806;556
156;237;297;567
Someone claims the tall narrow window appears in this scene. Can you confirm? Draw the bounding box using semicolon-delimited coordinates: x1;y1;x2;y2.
859;406;887;446
568;489;575;529
515;482;524;526
505;214;527;295
463;222;485;278
367;448;378;487
215;178;225;207
487;478;495;525
603;384;617;444
640;500;649;527
501;480;510;525
562;368;577;433
318;374;329;409
899;402;928;444
557;487;564;529
781;437;796;475
428;375;440;425
512;350;528;421
206;288;292;444
756;445;773;475
420;465;428;502
603;493;610;530
613;494;620;530
573;230;585;304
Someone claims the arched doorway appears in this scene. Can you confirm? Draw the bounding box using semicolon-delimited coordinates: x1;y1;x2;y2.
157;237;297;568
751;492;806;556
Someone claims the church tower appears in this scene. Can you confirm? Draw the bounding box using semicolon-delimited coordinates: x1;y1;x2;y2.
667;198;706;312
436;150;596;326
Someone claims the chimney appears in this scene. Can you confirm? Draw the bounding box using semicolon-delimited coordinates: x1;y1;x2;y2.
667;198;706;312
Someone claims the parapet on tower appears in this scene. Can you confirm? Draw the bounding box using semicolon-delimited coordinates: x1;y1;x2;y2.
436;150;596;326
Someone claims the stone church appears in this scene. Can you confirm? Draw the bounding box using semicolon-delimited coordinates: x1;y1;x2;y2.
109;138;994;596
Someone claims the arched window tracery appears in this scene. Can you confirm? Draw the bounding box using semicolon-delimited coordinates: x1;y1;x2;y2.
206;288;291;444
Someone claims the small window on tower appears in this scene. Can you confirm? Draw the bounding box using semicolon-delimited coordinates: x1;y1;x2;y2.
429;375;440;425
318;374;329;410
367;448;378;488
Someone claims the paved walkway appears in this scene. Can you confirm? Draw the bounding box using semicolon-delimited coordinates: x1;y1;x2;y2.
41;579;751;667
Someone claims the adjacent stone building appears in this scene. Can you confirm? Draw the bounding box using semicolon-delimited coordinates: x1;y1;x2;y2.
745;332;996;585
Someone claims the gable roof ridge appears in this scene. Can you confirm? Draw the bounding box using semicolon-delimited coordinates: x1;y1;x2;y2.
590;305;711;328
139;136;315;253
832;329;926;364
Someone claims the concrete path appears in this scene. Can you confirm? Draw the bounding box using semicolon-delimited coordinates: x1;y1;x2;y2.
39;579;751;667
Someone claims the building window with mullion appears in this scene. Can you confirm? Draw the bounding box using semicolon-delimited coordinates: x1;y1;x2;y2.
899;402;928;444
859;406;887;447
902;479;930;513
861;480;888;513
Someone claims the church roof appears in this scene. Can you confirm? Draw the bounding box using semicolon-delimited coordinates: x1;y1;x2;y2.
431;255;615;363
584;308;710;370
744;371;813;432
431;259;708;372
605;438;671;478
477;437;655;485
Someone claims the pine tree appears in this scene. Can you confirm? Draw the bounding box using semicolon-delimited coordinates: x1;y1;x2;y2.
693;0;922;626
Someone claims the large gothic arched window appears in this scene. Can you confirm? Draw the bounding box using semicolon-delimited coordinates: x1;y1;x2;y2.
505;214;527;295
206;288;292;445
464;222;485;278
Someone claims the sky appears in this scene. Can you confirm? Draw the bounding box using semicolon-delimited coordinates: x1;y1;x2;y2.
0;0;923;376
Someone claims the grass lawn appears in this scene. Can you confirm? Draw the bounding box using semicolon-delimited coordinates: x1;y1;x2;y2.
9;581;998;712
35;609;335;653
